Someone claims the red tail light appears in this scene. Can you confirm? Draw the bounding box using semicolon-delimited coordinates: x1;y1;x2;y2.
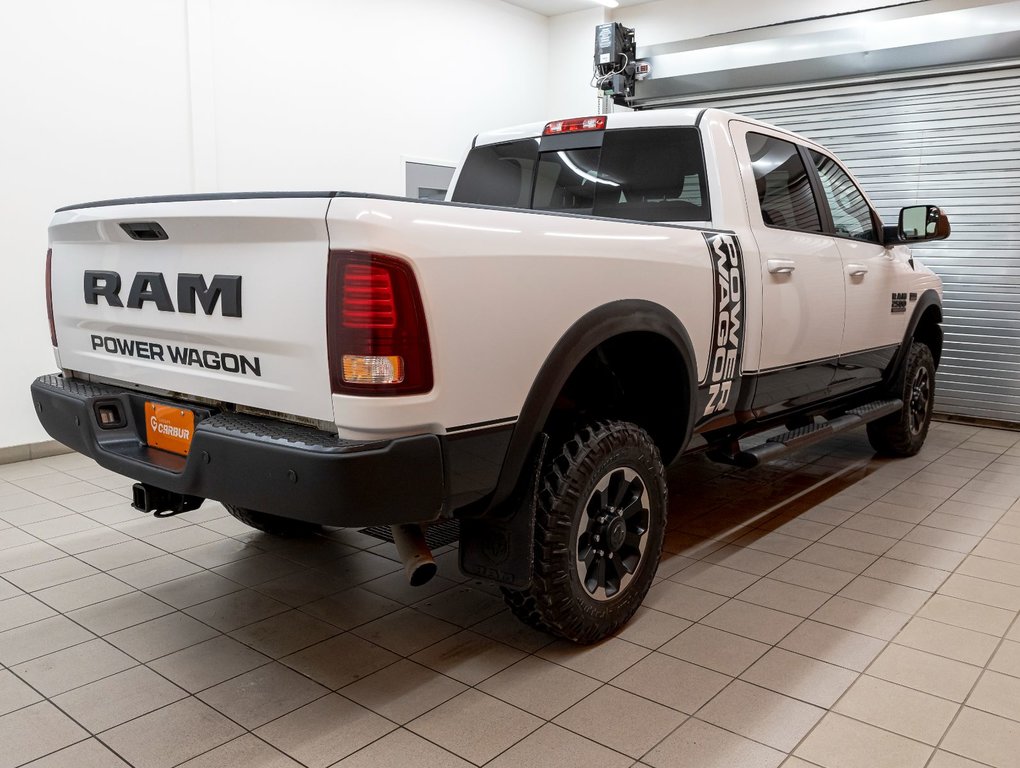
342;263;397;328
327;251;432;395
45;248;57;347
543;116;607;135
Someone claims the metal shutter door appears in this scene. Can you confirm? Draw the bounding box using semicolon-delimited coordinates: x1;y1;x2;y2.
683;64;1020;424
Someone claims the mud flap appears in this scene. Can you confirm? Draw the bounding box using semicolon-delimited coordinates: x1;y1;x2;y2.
459;434;548;589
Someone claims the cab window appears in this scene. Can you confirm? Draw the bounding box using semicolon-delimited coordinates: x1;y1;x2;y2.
451;139;539;208
746;133;822;233
531;127;710;221
453;127;710;222
590;128;709;222
809;151;878;242
532;148;601;213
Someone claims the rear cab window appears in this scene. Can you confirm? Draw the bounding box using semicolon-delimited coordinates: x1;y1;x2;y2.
452;127;711;224
451;140;539;208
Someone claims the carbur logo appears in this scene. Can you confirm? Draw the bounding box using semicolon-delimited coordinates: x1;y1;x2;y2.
702;233;745;417
149;416;191;441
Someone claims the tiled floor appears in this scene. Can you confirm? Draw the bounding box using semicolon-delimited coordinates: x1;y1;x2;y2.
2;421;1020;767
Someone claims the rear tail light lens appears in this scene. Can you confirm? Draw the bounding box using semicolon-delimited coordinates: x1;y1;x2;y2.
327;251;432;395
342;263;397;328
342;355;404;385
45;248;57;347
543;116;607;135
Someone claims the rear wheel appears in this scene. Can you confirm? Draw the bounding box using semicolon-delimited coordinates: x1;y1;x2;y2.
867;342;935;457
224;505;321;537
502;420;667;644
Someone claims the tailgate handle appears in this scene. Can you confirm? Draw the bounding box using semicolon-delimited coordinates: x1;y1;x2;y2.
120;221;168;241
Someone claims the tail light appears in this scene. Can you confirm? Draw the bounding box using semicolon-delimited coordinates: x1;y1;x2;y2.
45;248;57;347
327;251;432;395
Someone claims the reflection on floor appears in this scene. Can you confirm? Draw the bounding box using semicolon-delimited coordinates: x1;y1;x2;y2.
1;420;1020;767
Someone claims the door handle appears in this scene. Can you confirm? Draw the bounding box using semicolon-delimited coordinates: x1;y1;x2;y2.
767;259;796;274
847;264;869;277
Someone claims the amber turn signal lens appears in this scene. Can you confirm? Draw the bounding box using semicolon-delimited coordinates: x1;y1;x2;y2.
342;355;405;385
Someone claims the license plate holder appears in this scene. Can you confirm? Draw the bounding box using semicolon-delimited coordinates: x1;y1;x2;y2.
145;402;196;456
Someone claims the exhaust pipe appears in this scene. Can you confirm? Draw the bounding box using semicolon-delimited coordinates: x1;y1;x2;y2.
390;524;437;586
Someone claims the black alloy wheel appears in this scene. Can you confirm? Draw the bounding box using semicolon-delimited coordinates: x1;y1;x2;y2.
575;467;650;601
908;364;932;435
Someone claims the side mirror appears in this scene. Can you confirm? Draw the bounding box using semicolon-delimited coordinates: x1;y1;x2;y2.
898;205;950;242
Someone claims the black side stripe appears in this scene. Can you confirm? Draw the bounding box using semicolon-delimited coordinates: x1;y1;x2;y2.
447;417;517;434
754;344;899;375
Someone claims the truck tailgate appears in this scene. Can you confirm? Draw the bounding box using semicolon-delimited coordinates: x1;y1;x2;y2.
48;196;334;423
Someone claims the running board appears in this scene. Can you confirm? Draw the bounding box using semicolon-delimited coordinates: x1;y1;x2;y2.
717;398;903;469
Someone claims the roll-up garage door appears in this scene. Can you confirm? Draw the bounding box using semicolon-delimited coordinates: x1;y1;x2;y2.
678;64;1020;424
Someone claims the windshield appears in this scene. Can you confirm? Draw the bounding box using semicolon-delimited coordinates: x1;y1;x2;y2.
451;127;710;223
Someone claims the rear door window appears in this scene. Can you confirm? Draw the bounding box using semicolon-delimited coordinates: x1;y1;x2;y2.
746;133;822;233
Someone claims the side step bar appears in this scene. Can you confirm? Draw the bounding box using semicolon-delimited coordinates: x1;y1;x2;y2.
718;398;903;469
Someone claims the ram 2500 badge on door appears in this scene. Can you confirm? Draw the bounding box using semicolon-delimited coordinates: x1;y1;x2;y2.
33;108;949;643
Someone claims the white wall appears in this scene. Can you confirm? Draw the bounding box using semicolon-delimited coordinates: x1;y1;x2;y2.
205;0;549;194
0;0;549;449
547;7;607;118
0;0;194;449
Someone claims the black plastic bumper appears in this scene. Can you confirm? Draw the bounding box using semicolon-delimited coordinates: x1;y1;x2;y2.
30;374;444;526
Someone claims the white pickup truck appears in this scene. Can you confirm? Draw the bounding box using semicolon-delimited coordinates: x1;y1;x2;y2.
33;108;949;642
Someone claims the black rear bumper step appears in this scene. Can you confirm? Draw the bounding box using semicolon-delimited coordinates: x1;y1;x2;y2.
716;398;903;469
30;374;444;526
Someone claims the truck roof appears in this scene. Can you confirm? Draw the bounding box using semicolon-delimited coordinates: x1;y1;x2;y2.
473;107;799;147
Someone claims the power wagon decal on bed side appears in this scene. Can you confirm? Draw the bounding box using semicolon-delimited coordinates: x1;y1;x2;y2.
697;232;745;428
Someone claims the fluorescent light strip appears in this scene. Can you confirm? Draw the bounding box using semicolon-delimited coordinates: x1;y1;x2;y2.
558;152;619;187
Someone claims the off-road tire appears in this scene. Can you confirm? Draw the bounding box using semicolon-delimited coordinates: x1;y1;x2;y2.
224;505;321;537
502;420;667;644
867;342;935;457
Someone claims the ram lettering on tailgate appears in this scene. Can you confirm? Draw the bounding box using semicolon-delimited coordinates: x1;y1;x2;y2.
83;270;242;317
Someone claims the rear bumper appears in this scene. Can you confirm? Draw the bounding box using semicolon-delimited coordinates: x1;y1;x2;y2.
30;374;444;526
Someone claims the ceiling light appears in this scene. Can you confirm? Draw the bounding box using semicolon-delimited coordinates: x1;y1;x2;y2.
593;0;620;8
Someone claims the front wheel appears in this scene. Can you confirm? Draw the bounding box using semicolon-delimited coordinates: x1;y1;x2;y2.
867;342;935;457
502;420;667;644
